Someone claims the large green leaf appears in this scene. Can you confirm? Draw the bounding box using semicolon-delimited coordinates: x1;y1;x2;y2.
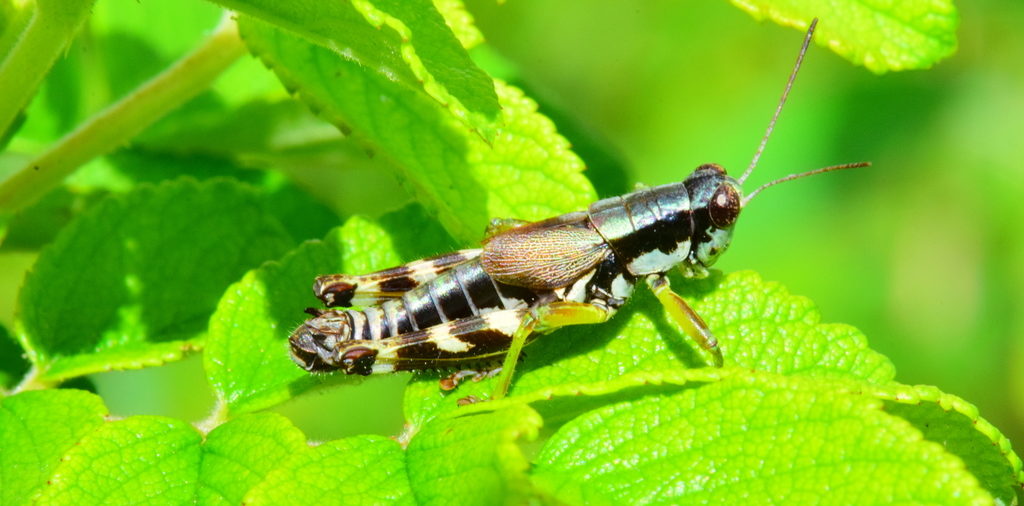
34;415;203;504
873;383;1024;504
237;15;595;243
532;374;992;504
730;0;958;72
16;178;294;383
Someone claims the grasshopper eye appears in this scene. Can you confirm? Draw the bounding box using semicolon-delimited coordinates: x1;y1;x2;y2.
709;184;741;228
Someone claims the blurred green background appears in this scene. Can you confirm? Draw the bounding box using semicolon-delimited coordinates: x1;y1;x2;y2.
1;0;1021;448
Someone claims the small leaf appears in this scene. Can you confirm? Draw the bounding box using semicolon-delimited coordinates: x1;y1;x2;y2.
729;0;958;72
406;404;542;505
404;271;895;425
532;373;993;504
243;435;413;505
0;389;107;505
34;416;203;504
198;413;308;505
238;16;595;243
205;205;454;415
16;178;294;382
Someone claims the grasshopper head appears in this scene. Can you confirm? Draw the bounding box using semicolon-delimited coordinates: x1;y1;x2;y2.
680;163;742;277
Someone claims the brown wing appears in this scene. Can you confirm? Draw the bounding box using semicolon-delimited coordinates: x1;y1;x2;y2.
481;224;610;290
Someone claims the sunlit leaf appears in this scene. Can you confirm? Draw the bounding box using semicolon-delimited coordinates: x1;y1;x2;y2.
237;15;594;243
406;404;542;504
244;435;413;505
0;389;106;505
532;374;993;503
730;0;958;72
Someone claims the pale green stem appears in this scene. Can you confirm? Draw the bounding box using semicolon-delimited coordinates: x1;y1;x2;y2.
11;365;58;394
195;397;230;434
0;0;97;141
0;13;246;215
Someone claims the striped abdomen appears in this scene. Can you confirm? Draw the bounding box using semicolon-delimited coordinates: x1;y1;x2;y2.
338;259;545;342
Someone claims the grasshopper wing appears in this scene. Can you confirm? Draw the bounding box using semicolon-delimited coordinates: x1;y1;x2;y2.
481;224;609;290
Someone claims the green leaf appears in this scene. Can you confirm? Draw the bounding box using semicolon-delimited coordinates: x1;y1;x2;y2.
0;0;96;141
244;435;413;505
432;0;485;49
403;271;895;425
532;373;993;504
16;178;294;382
729;0;958;72
363;0;499;119
2;396;326;505
208;0;498;125
237;15;595;243
406;404;542;505
872;384;1024;504
34;415;203;505
205;205;454;415
198;413;308;505
0;389;107;505
0;322;29;390
0;185;92;250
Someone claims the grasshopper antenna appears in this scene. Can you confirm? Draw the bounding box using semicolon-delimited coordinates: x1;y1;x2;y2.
742;161;870;207
738;18;819;185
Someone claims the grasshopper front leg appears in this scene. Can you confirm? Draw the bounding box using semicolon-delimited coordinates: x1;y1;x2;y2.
646;274;724;368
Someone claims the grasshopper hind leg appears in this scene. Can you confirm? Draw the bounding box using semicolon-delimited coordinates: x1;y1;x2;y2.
488;301;612;402
314;249;481;307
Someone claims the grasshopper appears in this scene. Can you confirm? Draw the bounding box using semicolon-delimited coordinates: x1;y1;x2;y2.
288;19;867;400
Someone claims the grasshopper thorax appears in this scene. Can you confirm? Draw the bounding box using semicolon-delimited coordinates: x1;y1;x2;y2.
586;163;742;280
